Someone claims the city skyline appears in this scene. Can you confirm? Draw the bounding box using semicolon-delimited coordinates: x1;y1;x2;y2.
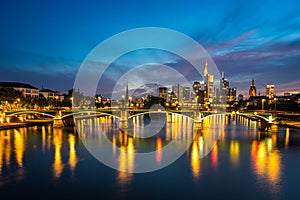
1;0;300;97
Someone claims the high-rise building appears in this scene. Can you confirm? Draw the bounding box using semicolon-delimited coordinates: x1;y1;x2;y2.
249;79;257;98
266;84;275;99
167;90;178;104
220;72;229;103
172;84;181;101
204;60;214;102
193;81;204;103
172;84;190;103
158;87;167;100
182;87;190;102
228;88;237;102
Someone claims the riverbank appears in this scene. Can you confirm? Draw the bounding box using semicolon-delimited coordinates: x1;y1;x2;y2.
281;120;300;129
0;119;53;130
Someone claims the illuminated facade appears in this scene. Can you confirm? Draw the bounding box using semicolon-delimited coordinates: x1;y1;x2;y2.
204;60;214;102
193;81;204;103
172;84;190;103
220;72;229;103
266;85;275;99
40;89;64;101
158;87;167;100
0;82;39;98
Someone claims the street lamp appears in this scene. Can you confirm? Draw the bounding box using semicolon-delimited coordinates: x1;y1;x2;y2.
274;98;278;118
55;96;59;107
262;99;266;111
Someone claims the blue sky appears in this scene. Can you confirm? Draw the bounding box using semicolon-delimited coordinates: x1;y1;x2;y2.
0;0;300;97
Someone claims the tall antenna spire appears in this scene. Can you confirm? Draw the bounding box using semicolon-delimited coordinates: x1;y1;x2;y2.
125;83;129;100
204;59;208;76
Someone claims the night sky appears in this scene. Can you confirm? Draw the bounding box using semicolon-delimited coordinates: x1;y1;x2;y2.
0;0;300;97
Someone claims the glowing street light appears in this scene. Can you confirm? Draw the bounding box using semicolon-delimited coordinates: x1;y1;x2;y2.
274;98;278;118
262;99;266;110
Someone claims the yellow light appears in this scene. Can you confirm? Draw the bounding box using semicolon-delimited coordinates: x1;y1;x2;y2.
117;134;134;188
14;130;24;167
156;138;163;164
285;128;290;147
69;134;77;173
191;141;200;179
53;128;64;178
211;144;218;169
230;141;240;166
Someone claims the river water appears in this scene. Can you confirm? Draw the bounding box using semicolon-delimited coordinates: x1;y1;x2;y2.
0;115;300;200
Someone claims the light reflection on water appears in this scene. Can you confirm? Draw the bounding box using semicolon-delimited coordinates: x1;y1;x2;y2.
0;114;299;199
53;128;64;179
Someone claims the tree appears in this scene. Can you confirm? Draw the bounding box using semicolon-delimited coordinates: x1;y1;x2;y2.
0;87;23;104
0;88;23;110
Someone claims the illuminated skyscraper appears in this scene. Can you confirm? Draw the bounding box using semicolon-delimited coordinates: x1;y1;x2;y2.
249;79;257;98
266;85;275;98
182;87;190;102
220;72;229;103
228;87;237;102
193;81;204;103
204;60;214;102
158;87;167;100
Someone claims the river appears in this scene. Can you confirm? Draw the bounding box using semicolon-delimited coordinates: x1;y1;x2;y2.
0;115;300;200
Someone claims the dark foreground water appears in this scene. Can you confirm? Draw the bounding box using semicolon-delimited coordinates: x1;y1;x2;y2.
1;115;300;200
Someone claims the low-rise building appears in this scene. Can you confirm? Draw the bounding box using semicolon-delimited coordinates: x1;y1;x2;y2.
0;82;39;98
40;89;64;101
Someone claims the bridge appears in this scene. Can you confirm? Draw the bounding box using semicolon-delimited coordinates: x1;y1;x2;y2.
0;108;278;131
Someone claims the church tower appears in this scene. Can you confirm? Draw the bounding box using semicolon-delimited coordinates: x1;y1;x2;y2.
248;79;257;98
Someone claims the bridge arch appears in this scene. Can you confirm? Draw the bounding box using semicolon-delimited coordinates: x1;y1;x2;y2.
63;110;121;119
6;111;56;118
128;110;194;121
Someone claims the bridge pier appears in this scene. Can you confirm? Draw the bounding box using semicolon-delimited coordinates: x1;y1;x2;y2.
0;111;5;123
119;108;130;130
269;121;279;133
53;110;64;128
193;108;202;129
258;121;279;132
193;119;202;129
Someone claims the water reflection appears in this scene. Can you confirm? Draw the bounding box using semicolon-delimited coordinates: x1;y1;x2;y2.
0;129;25;185
53;128;64;179
251;135;281;195
69;134;77;174
211;144;218;170
1;114;296;199
0;126;79;185
14;130;24;167
117;131;134;191
285;128;290;148
190;115;225;179
156;137;162;164
229;141;240;167
191;140;200;180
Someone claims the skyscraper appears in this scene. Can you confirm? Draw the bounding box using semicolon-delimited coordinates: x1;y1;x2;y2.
193;81;204;103
228;87;237;102
266;85;275;98
220;72;229;103
158;87;167;100
182;87;190;102
204;60;214;102
249;79;257;98
172;84;182;102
